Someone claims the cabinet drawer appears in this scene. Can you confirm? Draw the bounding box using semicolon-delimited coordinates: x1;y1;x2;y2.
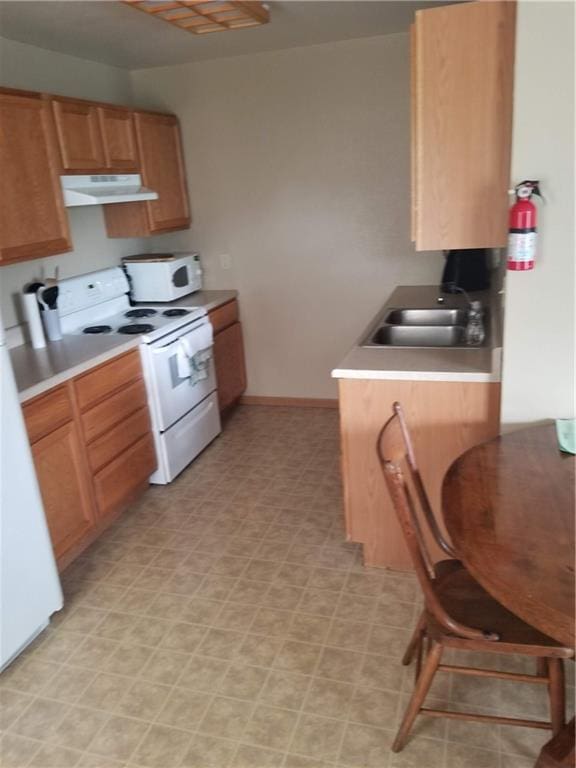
82;377;148;444
209;300;239;335
94;433;156;519
75;350;142;411
23;385;73;444
87;406;151;473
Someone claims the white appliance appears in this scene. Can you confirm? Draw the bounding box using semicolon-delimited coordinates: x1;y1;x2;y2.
60;174;158;207
0;312;63;670
123;252;202;303
58;268;221;484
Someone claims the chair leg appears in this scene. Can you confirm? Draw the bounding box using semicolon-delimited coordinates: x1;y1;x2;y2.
393;639;443;753
402;611;426;666
548;658;565;737
537;658;548;677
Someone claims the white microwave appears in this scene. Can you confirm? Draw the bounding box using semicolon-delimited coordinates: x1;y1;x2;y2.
123;252;202;302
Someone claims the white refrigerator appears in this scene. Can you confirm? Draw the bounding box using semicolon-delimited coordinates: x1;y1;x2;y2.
0;314;63;670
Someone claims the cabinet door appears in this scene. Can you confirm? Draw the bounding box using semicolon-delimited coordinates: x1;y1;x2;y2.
30;421;96;561
136;111;191;233
98;107;138;171
93;433;156;520
52;97;106;171
0;90;72;264
413;2;516;250
213;322;247;412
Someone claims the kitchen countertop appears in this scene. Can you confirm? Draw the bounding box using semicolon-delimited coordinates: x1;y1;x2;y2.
11;290;238;403
332;285;502;383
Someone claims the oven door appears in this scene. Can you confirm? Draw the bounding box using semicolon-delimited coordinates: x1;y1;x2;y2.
143;320;216;432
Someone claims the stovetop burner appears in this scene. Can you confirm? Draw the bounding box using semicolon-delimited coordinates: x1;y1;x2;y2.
125;308;157;318
163;308;190;317
118;323;155;335
83;325;112;335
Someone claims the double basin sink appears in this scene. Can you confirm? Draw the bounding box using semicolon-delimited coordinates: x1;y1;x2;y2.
363;307;488;348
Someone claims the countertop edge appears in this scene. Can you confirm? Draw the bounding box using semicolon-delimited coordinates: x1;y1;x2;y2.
331;368;500;383
14;291;237;403
17;338;142;403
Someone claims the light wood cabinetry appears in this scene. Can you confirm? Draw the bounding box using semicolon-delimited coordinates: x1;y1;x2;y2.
0;89;72;264
23;386;95;563
74;350;156;522
52;97;106;171
23;350;156;569
338;378;501;570
1;84;190;265
93;434;156;520
98;106;139;171
52;98;139;173
208;299;247;413
412;1;516;250
103;111;190;237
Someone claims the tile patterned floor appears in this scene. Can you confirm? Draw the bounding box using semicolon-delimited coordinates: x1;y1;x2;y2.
1;406;573;768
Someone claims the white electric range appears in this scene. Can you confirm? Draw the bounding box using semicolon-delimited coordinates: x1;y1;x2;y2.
58;267;221;484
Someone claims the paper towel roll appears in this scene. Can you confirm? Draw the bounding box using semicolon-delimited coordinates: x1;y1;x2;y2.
22;293;46;349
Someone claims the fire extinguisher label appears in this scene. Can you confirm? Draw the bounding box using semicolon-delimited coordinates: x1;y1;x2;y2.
508;231;537;264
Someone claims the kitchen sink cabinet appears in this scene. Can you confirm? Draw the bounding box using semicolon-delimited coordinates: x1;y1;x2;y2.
338;378;501;570
23;385;96;565
209;299;247;413
22;350;156;570
103;111;191;237
0;89;72;265
412;1;516;250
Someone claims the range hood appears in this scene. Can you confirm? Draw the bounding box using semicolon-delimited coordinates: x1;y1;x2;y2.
61;174;159;207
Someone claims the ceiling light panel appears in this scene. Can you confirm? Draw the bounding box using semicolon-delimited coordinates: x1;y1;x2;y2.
123;0;270;35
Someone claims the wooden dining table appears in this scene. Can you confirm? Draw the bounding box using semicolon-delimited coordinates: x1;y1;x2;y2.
442;422;575;768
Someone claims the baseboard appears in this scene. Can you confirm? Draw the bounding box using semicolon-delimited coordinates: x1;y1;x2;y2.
240;395;339;409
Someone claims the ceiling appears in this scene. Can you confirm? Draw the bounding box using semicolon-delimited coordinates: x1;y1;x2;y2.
0;1;448;70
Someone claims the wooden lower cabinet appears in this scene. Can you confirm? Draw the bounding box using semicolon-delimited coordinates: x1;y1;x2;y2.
93;433;156;520
338;378;501;570
29;420;95;562
208;300;247;413
213;322;247;412
23;350;157;569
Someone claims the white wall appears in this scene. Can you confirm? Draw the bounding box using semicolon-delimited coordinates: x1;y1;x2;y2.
132;34;444;399
0;37;144;328
501;1;575;427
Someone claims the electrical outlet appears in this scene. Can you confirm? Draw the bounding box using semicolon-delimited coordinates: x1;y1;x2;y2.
219;254;232;270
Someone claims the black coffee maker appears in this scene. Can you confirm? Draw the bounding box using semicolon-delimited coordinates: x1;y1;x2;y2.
440;249;491;293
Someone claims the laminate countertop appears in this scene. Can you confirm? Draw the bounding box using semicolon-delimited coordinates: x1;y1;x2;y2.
11;290;237;403
331;285;502;383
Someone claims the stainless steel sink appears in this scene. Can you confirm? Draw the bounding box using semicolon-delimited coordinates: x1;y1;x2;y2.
370;325;467;347
385;308;468;326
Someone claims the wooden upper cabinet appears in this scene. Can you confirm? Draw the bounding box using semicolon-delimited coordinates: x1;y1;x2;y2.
98;106;139;171
0;89;72;265
104;111;191;237
52;97;106;171
412;1;516;251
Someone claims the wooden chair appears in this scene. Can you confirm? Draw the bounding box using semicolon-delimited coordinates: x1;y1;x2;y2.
377;401;574;753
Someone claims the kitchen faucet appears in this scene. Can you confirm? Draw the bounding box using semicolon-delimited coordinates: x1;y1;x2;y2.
437;283;485;346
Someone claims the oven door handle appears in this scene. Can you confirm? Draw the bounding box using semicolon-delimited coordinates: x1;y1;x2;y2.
150;336;213;353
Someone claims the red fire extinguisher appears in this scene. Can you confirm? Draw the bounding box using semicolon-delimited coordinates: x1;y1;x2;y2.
507;180;542;271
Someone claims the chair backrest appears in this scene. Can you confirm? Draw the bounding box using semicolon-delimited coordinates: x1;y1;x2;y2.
377;402;497;642
389;402;457;560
